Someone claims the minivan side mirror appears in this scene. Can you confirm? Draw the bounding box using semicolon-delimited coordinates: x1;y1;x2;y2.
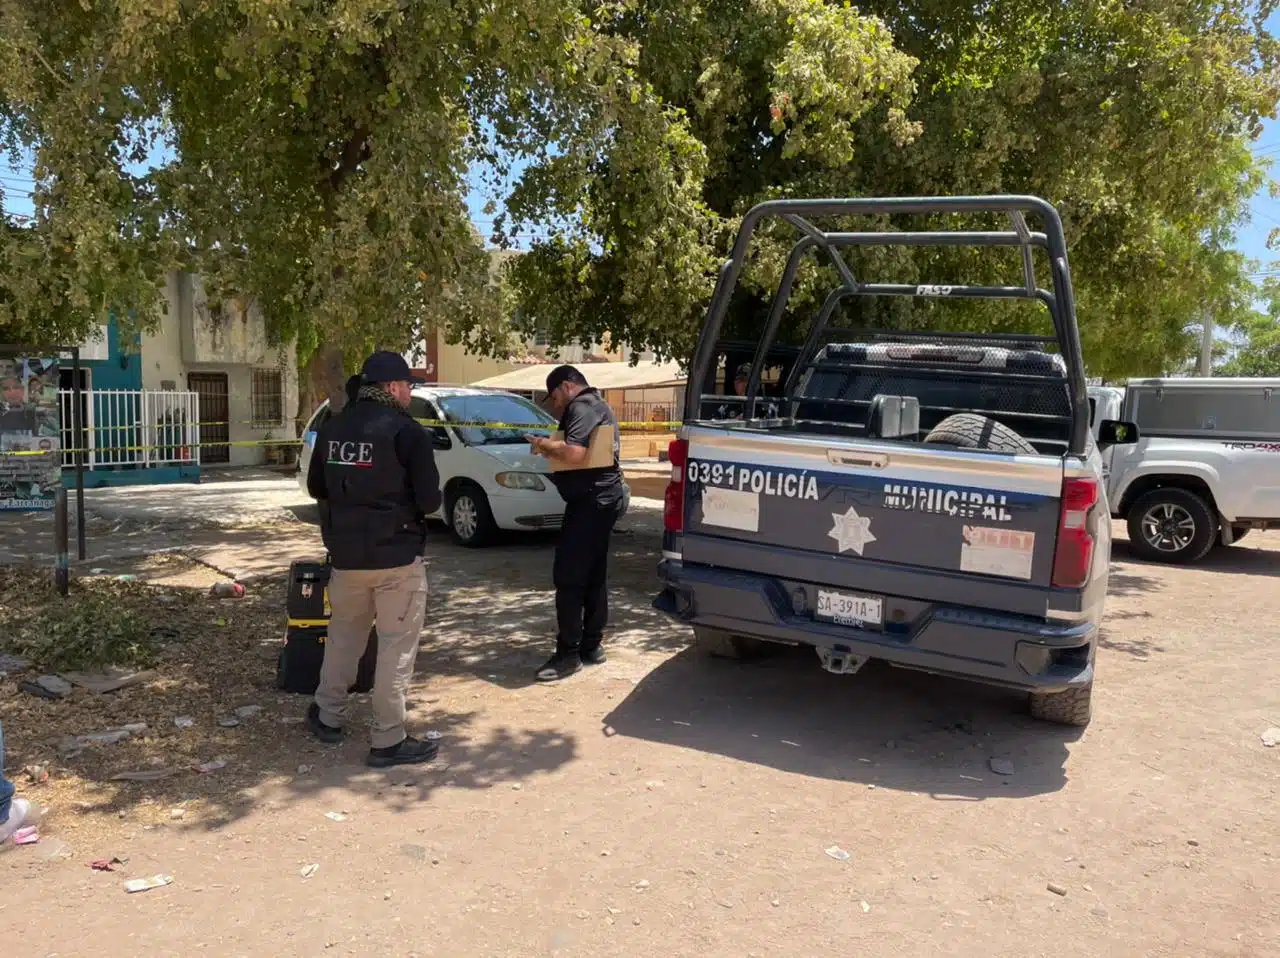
429;427;452;450
1097;419;1138;449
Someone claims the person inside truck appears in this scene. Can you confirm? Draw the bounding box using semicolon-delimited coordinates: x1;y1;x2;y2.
715;364;779;419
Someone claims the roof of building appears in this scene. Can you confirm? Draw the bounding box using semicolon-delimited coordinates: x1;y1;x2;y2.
470;360;685;391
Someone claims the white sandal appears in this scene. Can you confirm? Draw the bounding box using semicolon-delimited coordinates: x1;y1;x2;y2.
0;798;31;844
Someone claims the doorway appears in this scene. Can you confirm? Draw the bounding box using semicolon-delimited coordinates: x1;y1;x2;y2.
188;372;230;464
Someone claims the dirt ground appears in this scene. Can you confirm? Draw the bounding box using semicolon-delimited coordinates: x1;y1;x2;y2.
1;502;1277;957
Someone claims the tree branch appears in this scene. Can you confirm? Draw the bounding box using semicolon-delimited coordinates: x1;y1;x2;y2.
25;43;72;91
325;125;371;200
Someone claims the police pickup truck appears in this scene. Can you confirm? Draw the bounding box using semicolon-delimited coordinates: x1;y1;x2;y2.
653;196;1138;727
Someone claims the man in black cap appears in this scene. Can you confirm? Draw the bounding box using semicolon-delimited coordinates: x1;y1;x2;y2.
716;363;779;419
526;365;625;681
305;350;443;767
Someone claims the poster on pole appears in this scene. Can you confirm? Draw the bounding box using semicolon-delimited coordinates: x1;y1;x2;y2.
0;357;62;511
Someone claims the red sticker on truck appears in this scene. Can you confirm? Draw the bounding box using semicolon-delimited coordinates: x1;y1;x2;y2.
1222;442;1280;452
959;526;1035;580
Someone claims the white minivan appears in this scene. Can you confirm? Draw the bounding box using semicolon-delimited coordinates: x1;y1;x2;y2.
298;385;613;547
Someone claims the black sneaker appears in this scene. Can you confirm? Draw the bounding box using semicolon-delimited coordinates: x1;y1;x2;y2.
580;645;607;666
306;703;343;744
366;736;439;768
535;652;583;682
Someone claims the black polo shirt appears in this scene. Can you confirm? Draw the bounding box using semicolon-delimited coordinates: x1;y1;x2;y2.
549;388;623;505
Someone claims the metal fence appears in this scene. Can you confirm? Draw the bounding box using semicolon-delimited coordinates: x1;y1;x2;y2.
614;399;682;424
58;388;201;469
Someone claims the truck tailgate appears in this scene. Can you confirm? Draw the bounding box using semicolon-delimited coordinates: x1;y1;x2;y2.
680;427;1065;614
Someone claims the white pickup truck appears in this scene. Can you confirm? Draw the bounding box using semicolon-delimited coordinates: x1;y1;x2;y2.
1090;378;1280;563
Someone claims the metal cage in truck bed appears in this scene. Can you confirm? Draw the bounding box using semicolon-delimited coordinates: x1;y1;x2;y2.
685;195;1092;456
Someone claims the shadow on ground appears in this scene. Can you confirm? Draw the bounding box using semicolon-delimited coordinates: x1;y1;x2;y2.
602;645;1081;801
1097;621;1166;661
57;702;580;830
1104;562;1163;598
1110;537;1280;578
3;522;672;833
9;572;586;833
414;520;686;690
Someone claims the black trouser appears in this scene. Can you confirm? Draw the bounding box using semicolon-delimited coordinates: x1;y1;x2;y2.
553;495;624;652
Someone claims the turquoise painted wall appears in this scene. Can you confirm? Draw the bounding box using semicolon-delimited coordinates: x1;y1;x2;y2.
81;312;142;390
68;311;200;484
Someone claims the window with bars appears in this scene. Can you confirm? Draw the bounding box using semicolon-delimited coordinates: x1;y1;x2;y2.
532;317;550;347
250;368;284;427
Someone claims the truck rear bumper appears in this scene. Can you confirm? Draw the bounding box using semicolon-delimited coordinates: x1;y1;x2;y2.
654;559;1094;693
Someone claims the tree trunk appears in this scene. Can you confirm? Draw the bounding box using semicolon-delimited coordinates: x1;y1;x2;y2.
295;343;348;433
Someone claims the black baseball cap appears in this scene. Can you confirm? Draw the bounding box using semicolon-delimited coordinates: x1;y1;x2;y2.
360;351;424;385
545;364;587;393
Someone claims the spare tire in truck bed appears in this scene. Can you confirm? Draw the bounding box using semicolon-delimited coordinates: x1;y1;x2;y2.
923;413;1038;455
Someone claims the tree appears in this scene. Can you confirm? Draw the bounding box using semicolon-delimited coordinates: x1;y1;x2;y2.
1218;276;1280;375
495;0;1279;380
1;1;1275;402
0;0;704;413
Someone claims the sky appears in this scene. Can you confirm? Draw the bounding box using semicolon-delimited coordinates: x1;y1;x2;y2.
1234;6;1280;279
1232;133;1280;280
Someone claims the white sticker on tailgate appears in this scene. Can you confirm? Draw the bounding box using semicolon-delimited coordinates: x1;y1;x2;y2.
960;526;1035;580
701;487;760;533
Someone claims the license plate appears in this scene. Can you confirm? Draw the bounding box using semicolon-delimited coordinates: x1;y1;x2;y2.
816;589;883;627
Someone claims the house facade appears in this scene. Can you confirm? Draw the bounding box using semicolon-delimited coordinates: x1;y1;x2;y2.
62;272;298;486
147;273;299;469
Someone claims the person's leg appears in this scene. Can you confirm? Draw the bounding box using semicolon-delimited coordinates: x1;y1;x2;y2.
541;498;591;681
311;568;376;740
366;558;435;767
0;720;30;843
0;720;14;822
580;497;623;662
553;498;593;651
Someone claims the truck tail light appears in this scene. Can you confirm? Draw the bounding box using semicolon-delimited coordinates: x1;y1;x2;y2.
1051;475;1100;589
664;439;688;533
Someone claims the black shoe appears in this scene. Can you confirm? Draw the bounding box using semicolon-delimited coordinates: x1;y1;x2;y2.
306;703;342;744
366;736;439;768
535;652;583;682
580;644;607;666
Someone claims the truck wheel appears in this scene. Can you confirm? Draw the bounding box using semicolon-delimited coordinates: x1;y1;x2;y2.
1126;488;1216;564
1029;684;1092;727
922;413;1038;455
693;627;769;661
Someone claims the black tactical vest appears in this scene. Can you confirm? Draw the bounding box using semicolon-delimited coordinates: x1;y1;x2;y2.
318;400;425;569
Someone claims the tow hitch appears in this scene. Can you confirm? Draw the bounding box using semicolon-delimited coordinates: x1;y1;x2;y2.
817;646;867;675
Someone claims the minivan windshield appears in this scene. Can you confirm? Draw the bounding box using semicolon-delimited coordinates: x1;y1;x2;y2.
436;393;555;445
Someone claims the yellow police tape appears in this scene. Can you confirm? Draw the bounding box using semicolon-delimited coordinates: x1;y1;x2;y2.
76;416;684;430
0;419;686;456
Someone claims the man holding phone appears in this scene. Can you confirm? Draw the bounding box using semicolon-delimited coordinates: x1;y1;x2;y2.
526;365;625;682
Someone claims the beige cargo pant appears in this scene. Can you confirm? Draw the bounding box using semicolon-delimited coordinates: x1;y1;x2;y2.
314;558;428;749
